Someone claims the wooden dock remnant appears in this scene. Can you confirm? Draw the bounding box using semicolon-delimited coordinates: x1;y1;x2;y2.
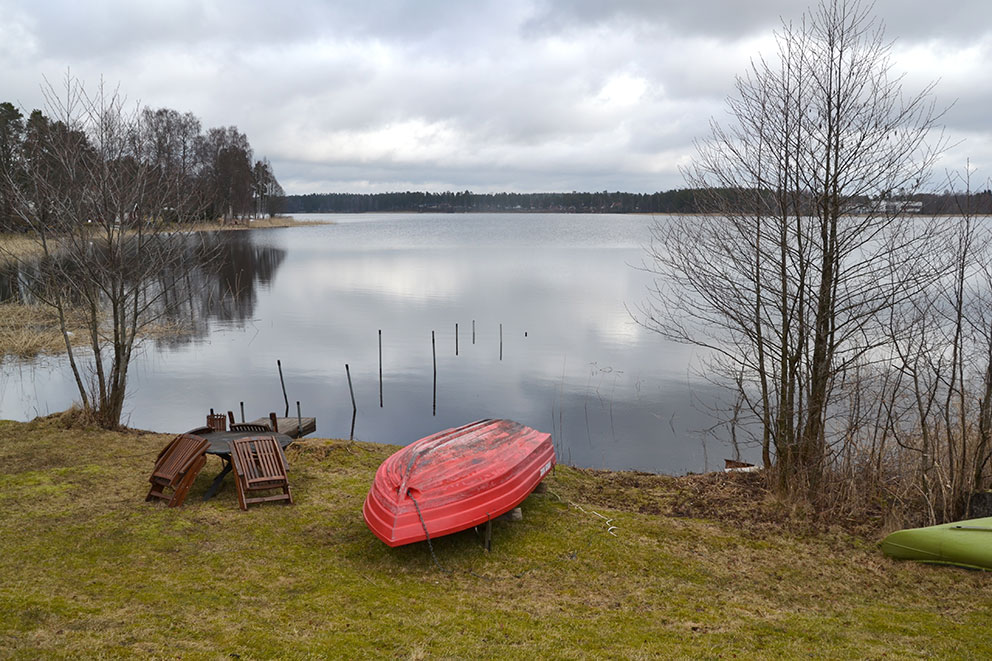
248;414;316;439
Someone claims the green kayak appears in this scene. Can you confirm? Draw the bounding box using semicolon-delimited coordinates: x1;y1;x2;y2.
881;516;992;570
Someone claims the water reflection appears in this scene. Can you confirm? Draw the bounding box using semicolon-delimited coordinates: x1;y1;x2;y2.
0;215;742;474
1;231;286;348
151;232;287;348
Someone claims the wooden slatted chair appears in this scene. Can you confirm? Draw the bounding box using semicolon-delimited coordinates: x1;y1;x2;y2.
206;412;227;432
146;433;210;507
229;436;293;510
230;423;271;433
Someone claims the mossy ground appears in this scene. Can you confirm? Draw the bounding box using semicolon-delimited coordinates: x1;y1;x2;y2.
1;414;991;659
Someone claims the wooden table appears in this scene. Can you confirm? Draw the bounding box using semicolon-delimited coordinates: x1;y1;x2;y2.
190;429;295;501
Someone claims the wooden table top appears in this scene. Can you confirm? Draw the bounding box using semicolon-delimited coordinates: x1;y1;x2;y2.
186;429;295;457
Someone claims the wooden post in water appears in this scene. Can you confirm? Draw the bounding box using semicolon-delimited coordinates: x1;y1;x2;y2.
277;359;289;417
455;323;459;356
296;401;303;438
472;319;476;344
499;323;503;361
346;363;357;440
378;330;383;408
239;401;245;423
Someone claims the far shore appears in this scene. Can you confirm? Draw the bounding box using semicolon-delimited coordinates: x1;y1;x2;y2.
185;214;333;231
0;215;331;264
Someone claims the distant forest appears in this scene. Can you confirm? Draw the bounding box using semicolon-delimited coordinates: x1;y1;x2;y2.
281;188;992;215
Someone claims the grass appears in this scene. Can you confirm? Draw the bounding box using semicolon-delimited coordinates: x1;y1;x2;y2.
0;303;193;360
186;216;330;232
0;304;91;358
0;233;45;264
0;216;326;265
1;415;991;659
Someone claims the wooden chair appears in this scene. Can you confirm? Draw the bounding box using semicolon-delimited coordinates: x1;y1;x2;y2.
230;423;271;433
229;436;293;510
146;434;210;507
206;413;227;432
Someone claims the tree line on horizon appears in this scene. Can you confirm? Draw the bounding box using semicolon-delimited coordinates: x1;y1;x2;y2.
280;187;992;215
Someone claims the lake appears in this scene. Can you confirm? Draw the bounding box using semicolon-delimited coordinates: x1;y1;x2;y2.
0;213;741;474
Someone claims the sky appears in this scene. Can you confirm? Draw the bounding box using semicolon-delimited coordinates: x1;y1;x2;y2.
2;0;991;196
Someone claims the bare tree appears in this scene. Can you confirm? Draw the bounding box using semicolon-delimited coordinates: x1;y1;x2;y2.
3;75;209;428
253;157;284;218
197;126;254;224
639;0;946;502
881;164;992;522
141;107;204;223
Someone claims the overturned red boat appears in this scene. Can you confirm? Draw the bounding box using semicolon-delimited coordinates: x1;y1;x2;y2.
363;418;556;547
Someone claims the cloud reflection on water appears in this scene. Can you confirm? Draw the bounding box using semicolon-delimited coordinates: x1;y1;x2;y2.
0;213;742;474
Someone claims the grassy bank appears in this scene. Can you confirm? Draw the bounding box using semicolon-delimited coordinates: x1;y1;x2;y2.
186;215;330;231
0;233;44;264
0;216;326;264
1;416;990;658
0;304;90;358
0;303;194;360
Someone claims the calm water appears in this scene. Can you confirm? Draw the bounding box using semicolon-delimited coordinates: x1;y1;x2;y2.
0;213;740;473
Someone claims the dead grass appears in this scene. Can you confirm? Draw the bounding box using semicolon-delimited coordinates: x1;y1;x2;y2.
1;415;991;659
0;233;45;264
187;215;331;232
0;303;199;360
0;303;91;359
0;216;327;265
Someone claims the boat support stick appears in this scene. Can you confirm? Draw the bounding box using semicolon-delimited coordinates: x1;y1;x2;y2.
409;491;450;574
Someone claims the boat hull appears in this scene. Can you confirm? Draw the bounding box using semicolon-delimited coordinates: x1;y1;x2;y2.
881;516;992;570
363;419;556;547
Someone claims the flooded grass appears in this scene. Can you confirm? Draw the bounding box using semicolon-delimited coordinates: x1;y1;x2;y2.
0;304;90;359
0;233;45;264
1;415;990;658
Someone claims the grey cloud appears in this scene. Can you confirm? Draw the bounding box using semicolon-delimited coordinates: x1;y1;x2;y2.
525;0;991;42
1;0;989;195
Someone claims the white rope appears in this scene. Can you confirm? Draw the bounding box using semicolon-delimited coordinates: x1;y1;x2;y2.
549;489;619;537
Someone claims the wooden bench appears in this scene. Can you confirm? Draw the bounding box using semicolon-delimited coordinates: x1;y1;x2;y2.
146;434;210;507
229;436;293;510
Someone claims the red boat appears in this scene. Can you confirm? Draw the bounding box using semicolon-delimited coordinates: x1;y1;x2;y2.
363;419;556;547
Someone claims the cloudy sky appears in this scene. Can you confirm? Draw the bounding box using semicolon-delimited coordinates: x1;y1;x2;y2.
2;0;990;195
